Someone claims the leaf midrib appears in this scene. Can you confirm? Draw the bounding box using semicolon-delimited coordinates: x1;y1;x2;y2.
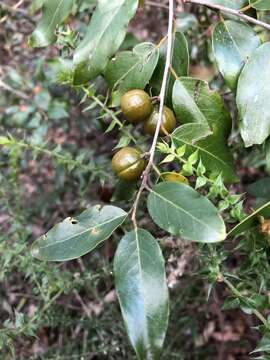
151;188;225;240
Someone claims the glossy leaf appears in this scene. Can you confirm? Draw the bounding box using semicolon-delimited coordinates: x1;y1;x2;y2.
104;42;159;106
172;123;212;144
250;0;270;10
212;20;260;90
31;205;127;261
29;0;74;47
150;31;189;107
172;78;237;182
247;178;270;200
228;201;270;236
207;0;248;8
237;43;270;147
114;229;169;359
147;182;226;243
73;0;138;84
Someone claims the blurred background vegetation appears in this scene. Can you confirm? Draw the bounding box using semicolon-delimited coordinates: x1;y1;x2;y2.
1;1;270;359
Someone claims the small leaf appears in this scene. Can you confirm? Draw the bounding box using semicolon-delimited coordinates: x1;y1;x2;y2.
212;20;260;90
0;136;12;146
104;42;159;106
114;229;169;359
207;0;248;9
250;0;270;10
173;78;237;183
73;0;138;84
29;0;74;47
247;178;270;202
237;43;270;147
31;205;127;261
161;154;175;164
228;201;270;236
147;182;226;243
150;31;189;107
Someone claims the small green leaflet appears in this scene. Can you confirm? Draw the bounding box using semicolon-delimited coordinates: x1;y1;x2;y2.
29;0;74;47
73;0;138;84
114;229;169;359
147;182;226;243
31;205;127;261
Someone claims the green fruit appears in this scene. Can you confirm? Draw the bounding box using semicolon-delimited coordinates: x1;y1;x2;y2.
112;147;145;181
121;89;152;124
144;106;176;136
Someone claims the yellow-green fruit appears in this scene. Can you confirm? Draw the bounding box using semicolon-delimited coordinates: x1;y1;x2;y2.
112;147;145;181
121;89;152;124
161;172;189;185
144;106;176;136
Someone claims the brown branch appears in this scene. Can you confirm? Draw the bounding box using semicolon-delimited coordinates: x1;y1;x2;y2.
131;0;175;228
183;0;270;31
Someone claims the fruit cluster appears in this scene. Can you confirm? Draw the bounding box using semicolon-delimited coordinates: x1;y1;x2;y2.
112;89;177;182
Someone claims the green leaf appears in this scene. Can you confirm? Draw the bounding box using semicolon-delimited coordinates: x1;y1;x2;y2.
251;333;270;353
147;182;226;243
73;0;138;84
150;32;189;107
176;12;198;33
237;43;270;147
104;42;159;106
31;205;127;261
28;0;74;47
247;178;270;201
207;0;248;9
114;229;169;359
228;201;270;236
172;78;237;182
250;0;270;10
212;20;260;90
173;123;212;143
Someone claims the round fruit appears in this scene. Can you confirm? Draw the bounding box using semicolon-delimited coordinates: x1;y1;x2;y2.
121;89;152;124
161;172;189;185
112;147;145;181
144;106;176;136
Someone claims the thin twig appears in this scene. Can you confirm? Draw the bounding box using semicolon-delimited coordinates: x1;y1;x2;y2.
146;1;169;10
183;0;270;31
221;275;270;330
131;0;175;228
0;79;30;100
